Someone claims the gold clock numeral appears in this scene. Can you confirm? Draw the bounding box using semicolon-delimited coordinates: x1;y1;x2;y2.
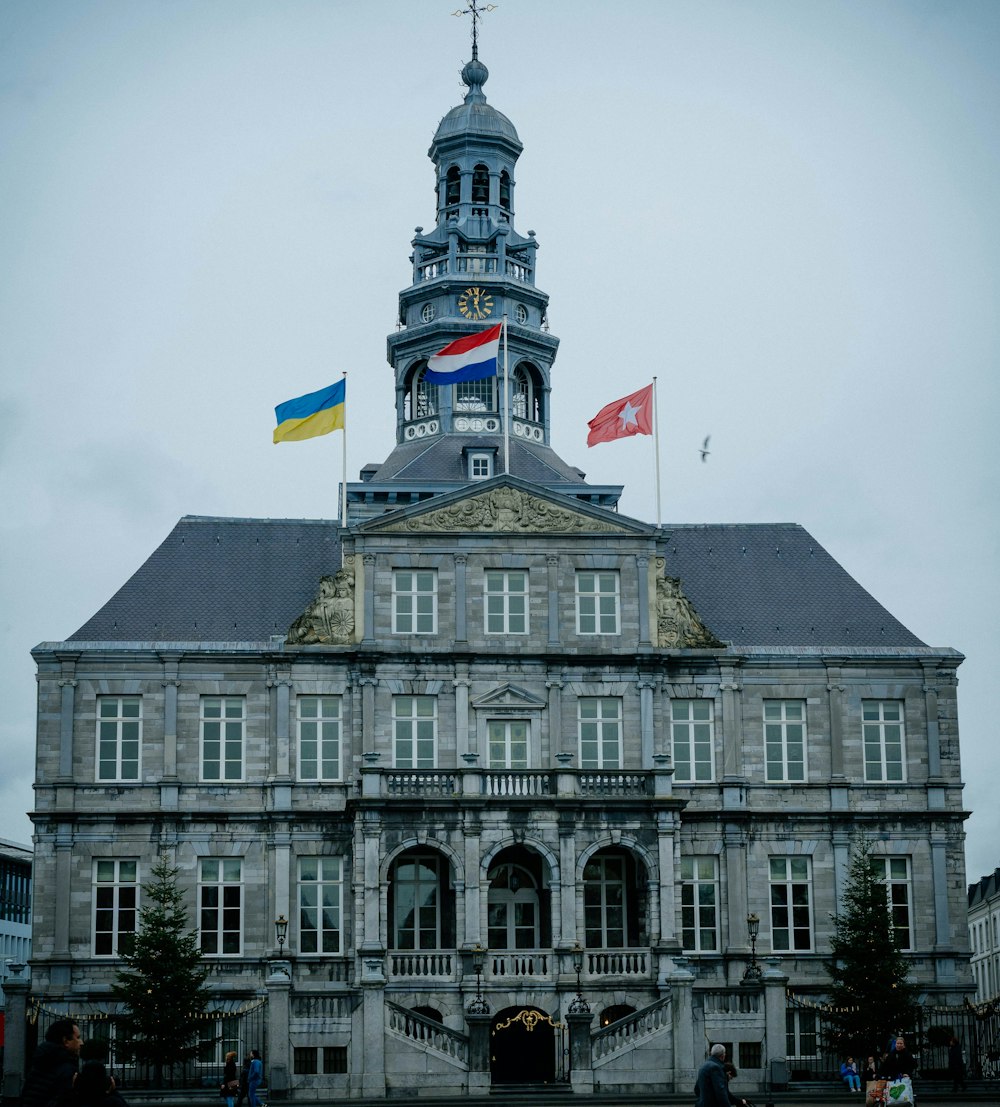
459;286;494;320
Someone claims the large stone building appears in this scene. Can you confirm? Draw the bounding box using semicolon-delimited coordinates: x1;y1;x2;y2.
969;868;1000;1003
12;41;974;1102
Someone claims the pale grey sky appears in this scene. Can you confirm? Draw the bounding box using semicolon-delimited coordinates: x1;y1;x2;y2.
2;0;998;882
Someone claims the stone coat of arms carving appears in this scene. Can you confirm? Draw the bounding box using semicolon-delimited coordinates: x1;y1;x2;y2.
287;558;356;645
655;561;724;649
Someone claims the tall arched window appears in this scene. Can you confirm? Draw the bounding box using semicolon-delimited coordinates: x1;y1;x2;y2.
404;361;438;420
472;164;490;205
512;364;541;422
488;862;540;950
389;851;455;950
499;170;511;210
583;849;644;949
445;166;460;207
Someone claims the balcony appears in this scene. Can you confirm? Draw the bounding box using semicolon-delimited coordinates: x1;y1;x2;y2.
383;946;654;984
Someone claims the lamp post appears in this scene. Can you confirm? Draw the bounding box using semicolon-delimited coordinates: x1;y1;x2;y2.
467;944;489;1014
275;914;288;954
743;912;762;982
569;942;590;1013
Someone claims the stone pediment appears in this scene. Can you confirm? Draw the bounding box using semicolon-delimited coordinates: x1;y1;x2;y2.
366;484;634;535
472;684;547;712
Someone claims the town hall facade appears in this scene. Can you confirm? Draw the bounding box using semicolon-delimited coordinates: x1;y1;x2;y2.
9;39;974;1103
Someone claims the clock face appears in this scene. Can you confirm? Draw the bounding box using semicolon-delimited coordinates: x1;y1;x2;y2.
458;286;493;320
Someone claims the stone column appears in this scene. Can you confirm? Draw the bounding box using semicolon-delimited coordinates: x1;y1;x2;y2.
464;820;483;946
566;1009;595;1093
831;824;851;910
362;554;376;644
655;810;680;952
719;666;743;783
546;674;564;758
264;963;291;1099
466;1011;492;1094
272;826;292;933
454;554;468;643
931;834;950;950
360;960;387;1098
161;657;180;810
360;677;377;756
723;825;749;963
762;961;790;1083
636;554;651;646
1;968;30;1099
559;819;578;946
454;667;471;760
922;663;943;779
546;556;560;646
58;668;77;780
668;961;696;1092
825;663;847;783
638;677;655;767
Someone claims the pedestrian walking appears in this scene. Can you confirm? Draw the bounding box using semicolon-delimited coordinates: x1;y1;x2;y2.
695;1044;730;1107
20;1019;82;1107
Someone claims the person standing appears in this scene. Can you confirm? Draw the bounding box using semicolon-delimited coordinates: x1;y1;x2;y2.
882;1036;915;1080
695;1044;731;1107
247;1049;264;1107
222;1050;239;1107
947;1036;967;1093
20;1019;82;1107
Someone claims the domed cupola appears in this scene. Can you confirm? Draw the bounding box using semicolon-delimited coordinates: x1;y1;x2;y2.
430;58;522;158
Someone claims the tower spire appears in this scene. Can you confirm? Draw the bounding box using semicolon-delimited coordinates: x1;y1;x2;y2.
452;1;496;61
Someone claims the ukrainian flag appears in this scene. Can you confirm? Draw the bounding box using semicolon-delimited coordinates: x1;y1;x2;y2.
273;379;345;443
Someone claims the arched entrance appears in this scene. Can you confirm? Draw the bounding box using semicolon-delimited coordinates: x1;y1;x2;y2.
490;1005;559;1085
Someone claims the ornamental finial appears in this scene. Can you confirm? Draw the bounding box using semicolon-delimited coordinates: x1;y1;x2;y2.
452;1;497;61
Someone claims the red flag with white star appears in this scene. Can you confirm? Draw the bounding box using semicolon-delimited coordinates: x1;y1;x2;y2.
586;383;654;446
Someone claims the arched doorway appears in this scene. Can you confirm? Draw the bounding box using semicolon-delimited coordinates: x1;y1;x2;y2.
490;1005;559;1084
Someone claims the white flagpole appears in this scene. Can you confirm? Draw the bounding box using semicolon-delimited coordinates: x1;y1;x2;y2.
340;371;348;525
652;376;662;526
502;313;510;474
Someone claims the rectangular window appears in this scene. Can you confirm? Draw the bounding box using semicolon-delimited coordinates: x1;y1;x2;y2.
671;700;714;782
392;569;437;634
873;856;913;951
764;700;806;782
769;857;813;951
294;1048;318;1075
488;720;529;769
583;854;627;948
393;853;443;950
201;696;244;782
93;860;138;956
863;700;906;782
576;571;620;635
578;698;622;769
485;570;528;634
297;695;342;781
739;1042;763;1070
393;696;437;768
681;856;719;952
323;1047;348;1074
199;858;242;955
470;453;492;479
97;696;142;781
299;856;342;955
786;1009;818;1058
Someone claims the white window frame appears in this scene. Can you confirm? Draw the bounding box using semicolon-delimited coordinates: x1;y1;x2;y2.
485;569;528;635
487;719;529;769
298;856;343;955
769;856;814;952
199;858;243;956
96;695;142;782
392;695;437;768
392;569;438;635
469;453;493;480
671;699;715;782
575;570;620;635
764;699;807;782
200;696;245;782
873;856;913;951
578;698;622;769
392;852;444;950
93;859;138;957
680;856;719;953
863;700;906;782
786;1008;819;1059
297;695;342;782
583;853;628;948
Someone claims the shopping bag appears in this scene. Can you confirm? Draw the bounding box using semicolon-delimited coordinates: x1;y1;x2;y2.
866;1079;888;1105
886;1077;913;1104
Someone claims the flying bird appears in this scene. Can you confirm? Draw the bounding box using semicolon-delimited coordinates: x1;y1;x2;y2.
700;435;711;462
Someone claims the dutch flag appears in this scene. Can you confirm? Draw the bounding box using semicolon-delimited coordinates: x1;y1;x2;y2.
424;323;502;384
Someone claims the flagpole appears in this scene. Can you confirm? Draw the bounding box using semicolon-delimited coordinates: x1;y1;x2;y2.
340;371;348;526
652;376;662;527
502;313;510;474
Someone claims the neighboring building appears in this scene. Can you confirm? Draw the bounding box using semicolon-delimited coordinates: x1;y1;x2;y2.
17;45;974;1102
969;868;1000;1002
0;839;32;1051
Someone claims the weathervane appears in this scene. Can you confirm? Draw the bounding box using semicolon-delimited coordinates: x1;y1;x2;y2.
452;1;497;60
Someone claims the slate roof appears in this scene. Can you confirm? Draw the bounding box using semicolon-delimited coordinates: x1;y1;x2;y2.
58;514;930;651
968;867;1000;907
366;435;585;484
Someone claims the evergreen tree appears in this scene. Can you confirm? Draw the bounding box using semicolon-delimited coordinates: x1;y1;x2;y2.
113;854;213;1079
823;834;918;1059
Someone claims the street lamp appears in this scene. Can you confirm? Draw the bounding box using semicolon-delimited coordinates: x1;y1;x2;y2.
275;914;288;954
743;912;762;982
467;944;489;1014
569;942;590;1013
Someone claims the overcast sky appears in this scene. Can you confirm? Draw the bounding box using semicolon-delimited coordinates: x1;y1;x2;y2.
1;0;998;884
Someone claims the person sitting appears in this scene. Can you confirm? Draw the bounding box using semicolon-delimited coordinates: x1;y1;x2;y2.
841;1057;862;1092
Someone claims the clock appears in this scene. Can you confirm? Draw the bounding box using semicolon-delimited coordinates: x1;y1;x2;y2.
458;286;493;320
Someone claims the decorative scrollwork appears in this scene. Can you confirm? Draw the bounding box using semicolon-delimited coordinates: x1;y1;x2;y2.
492;1009;564;1034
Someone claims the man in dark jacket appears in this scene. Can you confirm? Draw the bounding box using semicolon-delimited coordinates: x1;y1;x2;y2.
695;1044;731;1107
20;1019;82;1107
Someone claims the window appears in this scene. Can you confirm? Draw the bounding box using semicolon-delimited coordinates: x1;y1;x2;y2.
420;302;435;323
405;362;438;420
198;1017;241;1065
769;857;813;951
393;696;437;768
199;858;242;955
391;853;446;950
583;854;629;948
576;571;620;635
872;856;913;951
671;700;714;782
294;1048;318;1076
324;1047;348;1074
299;857;342;954
487;863;539;949
578;698;622;769
201;696;244;782
485;570;528;634
392;570;437;635
499;170;511;210
471;163;489;204
786;1009;818;1059
454;376;496;412
863;700;906;782
488;720;528;769
764;700;806;782
445;165;460;206
297;696;342;781
97;696;141;781
512;365;540;421
469;453;492;480
93;860;137;956
680;857;719;952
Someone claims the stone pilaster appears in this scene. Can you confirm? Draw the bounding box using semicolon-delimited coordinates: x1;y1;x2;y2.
264;963;291;1099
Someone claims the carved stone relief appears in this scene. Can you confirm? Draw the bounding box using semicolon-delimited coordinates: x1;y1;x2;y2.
654;559;724;649
286;558;356;645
